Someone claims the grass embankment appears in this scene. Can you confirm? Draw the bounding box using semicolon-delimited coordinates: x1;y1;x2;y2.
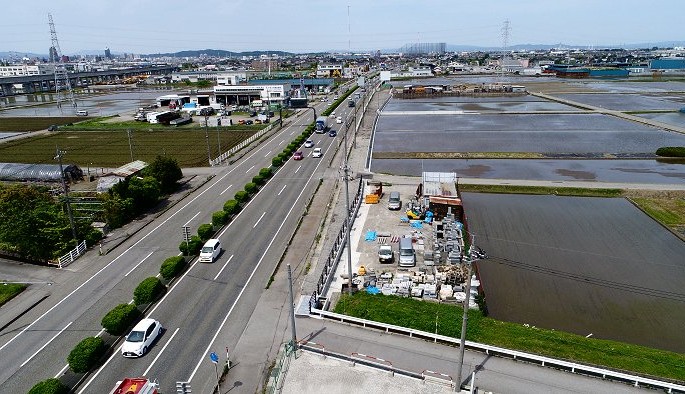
335;292;685;382
373;152;544;160
0;128;259;167
0;282;26;307
0;117;86;132
60;117;265;132
459;184;623;198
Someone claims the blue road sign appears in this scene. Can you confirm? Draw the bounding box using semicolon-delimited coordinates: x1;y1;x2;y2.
209;352;219;363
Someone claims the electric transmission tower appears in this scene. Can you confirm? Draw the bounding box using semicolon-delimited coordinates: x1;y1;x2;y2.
499;20;511;81
48;13;77;113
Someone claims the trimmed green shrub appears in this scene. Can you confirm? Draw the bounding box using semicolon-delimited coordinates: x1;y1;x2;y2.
252;174;265;185
160;256;187;280
656;146;685;157
28;378;69;394
198;223;214;241
101;303;142;336
212;210;229;226
234;190;249;202
272;156;283;167
244;182;257;194
178;235;202;255
223;199;240;215
259;167;272;178
67;337;106;373
133;277;165;305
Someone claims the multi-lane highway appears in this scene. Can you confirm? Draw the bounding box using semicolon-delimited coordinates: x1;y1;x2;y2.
0;88;362;393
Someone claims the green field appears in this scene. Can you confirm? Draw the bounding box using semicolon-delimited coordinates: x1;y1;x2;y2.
0;282;26;307
0;117;87;132
335;292;685;382
0;128;260;167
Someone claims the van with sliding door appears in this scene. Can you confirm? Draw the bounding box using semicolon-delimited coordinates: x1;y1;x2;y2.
199;239;221;263
398;237;415;267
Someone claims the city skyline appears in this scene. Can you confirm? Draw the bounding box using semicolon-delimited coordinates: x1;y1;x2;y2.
1;0;684;55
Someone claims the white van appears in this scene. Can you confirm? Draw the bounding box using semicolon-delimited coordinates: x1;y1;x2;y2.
76;110;88;116
199;239;221;263
398;237;415;267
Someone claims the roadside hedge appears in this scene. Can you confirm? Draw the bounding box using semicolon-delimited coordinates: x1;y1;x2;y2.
160;256;187;279
234;190;249;202
179;235;202;255
197;223;214;241
259;167;272;178
252;174;265;185
655;146;685;157
272;156;283;167
133;277;165;305
223;199;240;215
101;303;142;336
28;378;69;394
212;210;229;226
244;182;257;194
67;337;106;373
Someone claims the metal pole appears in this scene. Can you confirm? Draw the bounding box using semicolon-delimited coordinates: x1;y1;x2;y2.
287;264;297;347
217;122;221;163
343;125;353;295
456;235;475;391
127;128;134;162
214;362;220;394
205;115;211;166
55;147;78;242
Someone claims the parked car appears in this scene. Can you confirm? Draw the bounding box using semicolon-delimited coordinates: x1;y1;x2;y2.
121;318;163;358
47;124;58;131
312;147;322;158
378;244;394;263
245;120;254;125
238;119;246;125
336;116;342;124
293;151;304;160
304;139;314;148
328;129;337;137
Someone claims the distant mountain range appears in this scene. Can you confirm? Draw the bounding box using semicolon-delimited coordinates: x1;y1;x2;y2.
2;41;684;60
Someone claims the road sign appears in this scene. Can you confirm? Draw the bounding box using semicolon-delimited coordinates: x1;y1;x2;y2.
209;352;219;363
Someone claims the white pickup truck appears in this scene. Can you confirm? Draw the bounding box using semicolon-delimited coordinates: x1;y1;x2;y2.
378;244;394;264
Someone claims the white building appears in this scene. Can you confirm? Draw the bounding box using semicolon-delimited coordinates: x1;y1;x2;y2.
214;84;289;107
0;64;54;77
216;72;246;85
316;63;343;78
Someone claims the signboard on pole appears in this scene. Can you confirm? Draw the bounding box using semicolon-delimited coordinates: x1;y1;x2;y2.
209;352;219;363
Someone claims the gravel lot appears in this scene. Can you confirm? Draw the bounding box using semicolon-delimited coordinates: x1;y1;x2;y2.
461;192;685;353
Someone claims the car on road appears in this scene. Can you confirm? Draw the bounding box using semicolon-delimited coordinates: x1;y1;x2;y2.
329;111;335;117
304;139;314;148
312;147;322;158
293;151;304;160
121;318;162;358
328;129;337;137
336;116;342;124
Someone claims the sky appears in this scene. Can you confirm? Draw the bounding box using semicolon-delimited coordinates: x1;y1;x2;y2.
1;0;683;55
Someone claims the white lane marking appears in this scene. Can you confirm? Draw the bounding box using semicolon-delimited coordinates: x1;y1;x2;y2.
143;327;180;376
188;142;327;383
183;211;201;227
290;130;295;135
21;322;72;368
280;139;286;145
214;254;234;281
295;165;301;173
253;212;266;228
277;185;287;196
220;184;233;195
124;251;154;277
264;150;271;158
245;165;255;174
54;364;69;378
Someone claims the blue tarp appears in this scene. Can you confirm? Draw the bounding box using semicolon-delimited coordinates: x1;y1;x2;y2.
365;230;377;241
182;103;197;108
411;221;423;229
366;286;381;294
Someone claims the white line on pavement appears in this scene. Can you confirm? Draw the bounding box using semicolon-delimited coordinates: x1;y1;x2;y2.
295;165;301;173
253;212;266;228
143;327;180;376
220;184;233;195
183;211;201;227
278;185;287;196
21;322;72;368
245;165;255;174
124;251;154;277
264;150;271;158
214;254;234;281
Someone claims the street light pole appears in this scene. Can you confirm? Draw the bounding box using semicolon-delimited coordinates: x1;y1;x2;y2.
204;114;211;166
342;121;353;295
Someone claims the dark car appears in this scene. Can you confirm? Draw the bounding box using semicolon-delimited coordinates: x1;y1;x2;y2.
249;111;257;117
328;129;337;137
245;120;254;125
293;151;304;160
47;124;58;131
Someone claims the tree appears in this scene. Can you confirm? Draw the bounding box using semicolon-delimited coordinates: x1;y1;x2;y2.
144;155;183;194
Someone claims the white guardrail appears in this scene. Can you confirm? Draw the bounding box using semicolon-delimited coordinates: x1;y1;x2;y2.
309;308;685;393
54;240;87;268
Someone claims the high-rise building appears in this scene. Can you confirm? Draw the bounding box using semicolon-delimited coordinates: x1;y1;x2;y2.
104;47;111;59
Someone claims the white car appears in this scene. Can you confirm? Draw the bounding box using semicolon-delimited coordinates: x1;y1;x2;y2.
121;318;163;357
312;148;322;158
336;116;342;124
329;111;335;118
304;139;314;148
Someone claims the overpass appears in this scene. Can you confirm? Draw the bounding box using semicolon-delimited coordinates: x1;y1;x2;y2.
0;65;177;96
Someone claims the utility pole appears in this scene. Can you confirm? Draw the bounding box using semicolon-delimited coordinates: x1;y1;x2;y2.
55;147;78;243
205;114;211;166
216;121;222;163
287;264;297;348
342;120;353;295
126;128;134;162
